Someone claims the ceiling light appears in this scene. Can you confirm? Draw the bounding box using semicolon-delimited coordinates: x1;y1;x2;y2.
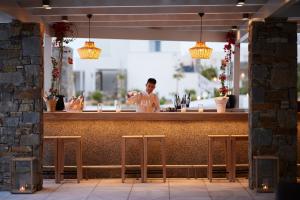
236;0;245;7
77;14;101;59
189;13;213;59
42;0;52;9
231;26;238;31
61;16;69;22
242;13;250;20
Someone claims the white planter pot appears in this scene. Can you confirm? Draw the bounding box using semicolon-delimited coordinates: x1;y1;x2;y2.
214;97;229;113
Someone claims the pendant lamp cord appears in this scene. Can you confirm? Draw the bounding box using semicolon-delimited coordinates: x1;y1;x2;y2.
87;14;92;42
199;13;204;42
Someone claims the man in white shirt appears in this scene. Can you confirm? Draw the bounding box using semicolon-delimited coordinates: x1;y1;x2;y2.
127;78;160;112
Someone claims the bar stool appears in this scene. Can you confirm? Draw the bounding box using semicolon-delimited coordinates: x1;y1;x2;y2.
207;135;231;182
43;136;59;183
57;136;82;183
143;135;166;183
121;135;144;183
230;135;248;182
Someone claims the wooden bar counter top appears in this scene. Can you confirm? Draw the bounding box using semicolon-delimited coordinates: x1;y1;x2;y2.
44;111;248;121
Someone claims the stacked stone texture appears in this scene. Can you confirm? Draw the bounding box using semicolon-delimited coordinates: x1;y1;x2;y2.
248;19;297;189
0;21;43;191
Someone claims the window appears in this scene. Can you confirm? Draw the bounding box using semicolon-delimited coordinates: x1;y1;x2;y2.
95;69;118;97
73;71;85;95
149;40;161;52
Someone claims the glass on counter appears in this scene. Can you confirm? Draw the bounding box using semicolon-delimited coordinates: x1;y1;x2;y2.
198;104;204;112
116;102;121;113
181;104;187;112
97;103;102;112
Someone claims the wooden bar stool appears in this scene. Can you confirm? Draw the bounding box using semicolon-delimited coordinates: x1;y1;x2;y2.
121;135;144;183
57;136;82;183
230;135;248;182
143;135;166;183
43;136;59;183
207;135;231;182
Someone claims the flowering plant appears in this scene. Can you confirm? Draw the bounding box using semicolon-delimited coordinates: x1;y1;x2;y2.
52;22;76;46
219;60;229;96
48;57;59;97
224;31;236;62
218;31;236;96
50;22;76;97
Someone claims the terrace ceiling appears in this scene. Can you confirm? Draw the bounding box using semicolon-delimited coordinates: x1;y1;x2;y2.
1;0;299;41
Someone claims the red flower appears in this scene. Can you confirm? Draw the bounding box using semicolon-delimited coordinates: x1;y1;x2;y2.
219;73;226;81
49;88;58;95
224;44;231;50
219;86;228;96
226;31;236;45
52;22;76;45
52;67;60;78
68;57;73;64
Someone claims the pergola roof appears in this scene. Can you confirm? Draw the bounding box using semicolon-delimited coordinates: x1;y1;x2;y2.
1;0;299;41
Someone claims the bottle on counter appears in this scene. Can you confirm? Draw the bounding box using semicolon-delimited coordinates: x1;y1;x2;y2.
180;94;186;111
186;93;191;108
174;94;181;110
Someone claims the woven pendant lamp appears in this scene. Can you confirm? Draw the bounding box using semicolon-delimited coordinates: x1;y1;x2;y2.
78;14;101;59
189;13;212;59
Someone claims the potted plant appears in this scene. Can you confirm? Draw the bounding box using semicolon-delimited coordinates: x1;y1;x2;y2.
224;30;236;108
43;57;59;112
214;31;236;112
215;59;229;113
51;22;76;110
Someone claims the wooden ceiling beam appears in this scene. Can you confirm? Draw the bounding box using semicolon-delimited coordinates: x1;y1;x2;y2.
17;0;267;8
28;6;263;16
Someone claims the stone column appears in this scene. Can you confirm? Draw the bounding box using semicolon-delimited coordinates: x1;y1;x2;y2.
0;20;43;191
248;18;297;189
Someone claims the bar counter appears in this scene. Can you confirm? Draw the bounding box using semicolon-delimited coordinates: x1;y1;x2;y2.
43;112;300;178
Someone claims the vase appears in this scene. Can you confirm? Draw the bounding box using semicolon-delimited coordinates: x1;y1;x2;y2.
55;95;65;111
214;96;229;113
226;94;236;108
46;99;57;112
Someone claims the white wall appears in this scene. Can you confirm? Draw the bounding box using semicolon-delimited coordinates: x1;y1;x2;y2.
43;33;52;94
127;52;202;99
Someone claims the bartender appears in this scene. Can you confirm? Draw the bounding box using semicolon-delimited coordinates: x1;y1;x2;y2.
127;78;160;112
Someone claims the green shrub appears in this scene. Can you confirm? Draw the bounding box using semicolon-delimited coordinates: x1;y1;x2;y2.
184;89;197;101
160;97;167;105
91;90;103;102
201;67;218;80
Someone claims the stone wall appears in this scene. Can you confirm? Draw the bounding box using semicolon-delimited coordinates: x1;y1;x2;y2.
248;18;297;189
0;21;43;191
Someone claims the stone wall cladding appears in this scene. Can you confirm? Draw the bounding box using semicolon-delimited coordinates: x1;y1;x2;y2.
0;20;43;191
248;19;297;189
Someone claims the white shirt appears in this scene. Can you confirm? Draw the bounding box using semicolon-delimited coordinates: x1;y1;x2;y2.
127;91;160;112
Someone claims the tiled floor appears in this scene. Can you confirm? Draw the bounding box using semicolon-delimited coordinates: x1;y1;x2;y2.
0;178;275;200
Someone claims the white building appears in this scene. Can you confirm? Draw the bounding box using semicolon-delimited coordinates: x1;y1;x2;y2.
65;38;223;101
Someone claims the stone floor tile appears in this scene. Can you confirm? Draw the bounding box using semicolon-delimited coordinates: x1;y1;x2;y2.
88;188;131;200
129;190;169;200
0;178;278;200
0;191;11;200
